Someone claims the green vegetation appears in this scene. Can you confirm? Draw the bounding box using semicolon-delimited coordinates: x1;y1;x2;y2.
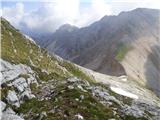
60;61;95;83
16;84;120;120
1;18;70;81
115;43;130;61
1;83;14;101
18;74;30;79
30;83;38;93
31;66;67;81
124;115;148;120
51;87;117;120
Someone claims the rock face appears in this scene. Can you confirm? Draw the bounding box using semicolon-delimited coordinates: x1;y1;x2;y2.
1;59;37;120
40;8;160;96
1;59;37;101
1;17;160;120
1;60;34;82
2;113;24;120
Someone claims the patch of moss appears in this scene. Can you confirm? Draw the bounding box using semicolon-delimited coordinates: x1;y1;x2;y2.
31;66;67;81
115;43;130;61
16;98;54;120
1;83;14;101
30;83;38;92
124;115;148;120
18;74;30;79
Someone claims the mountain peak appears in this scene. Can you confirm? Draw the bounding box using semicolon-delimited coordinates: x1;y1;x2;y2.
118;8;160;16
57;24;79;33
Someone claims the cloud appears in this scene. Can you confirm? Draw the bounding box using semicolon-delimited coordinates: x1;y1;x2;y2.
2;0;112;35
74;0;112;26
2;3;24;28
22;0;80;33
1;0;160;35
110;0;160;15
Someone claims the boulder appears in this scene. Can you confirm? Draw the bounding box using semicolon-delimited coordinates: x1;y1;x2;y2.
12;78;28;92
7;90;20;107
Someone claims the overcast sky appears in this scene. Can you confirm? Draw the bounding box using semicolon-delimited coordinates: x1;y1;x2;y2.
1;0;160;35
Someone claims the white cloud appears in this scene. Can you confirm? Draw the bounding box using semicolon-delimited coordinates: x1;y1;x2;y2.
1;0;160;35
2;3;24;28
21;0;80;34
2;0;112;34
74;0;112;26
110;0;160;15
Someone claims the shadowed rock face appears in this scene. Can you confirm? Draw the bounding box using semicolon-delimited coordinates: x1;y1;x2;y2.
145;45;160;96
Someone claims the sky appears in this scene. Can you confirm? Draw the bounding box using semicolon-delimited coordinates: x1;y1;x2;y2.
1;0;160;35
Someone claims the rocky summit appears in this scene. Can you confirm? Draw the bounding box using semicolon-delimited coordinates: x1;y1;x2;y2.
1;15;160;120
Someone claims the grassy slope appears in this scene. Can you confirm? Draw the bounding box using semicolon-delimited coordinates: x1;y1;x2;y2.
1;17;94;82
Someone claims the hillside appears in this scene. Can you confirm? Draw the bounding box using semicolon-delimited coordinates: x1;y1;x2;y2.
40;8;160;96
1;18;160;120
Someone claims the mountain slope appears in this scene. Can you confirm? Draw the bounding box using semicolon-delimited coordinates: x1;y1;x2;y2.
41;8;160;96
1;18;160;120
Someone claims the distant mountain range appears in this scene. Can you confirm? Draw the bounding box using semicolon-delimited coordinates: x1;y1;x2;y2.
37;8;160;96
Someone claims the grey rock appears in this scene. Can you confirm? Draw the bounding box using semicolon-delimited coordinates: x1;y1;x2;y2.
12;78;28;92
2;113;24;120
2;107;23;120
75;113;84;120
7;90;20;107
4;108;15;114
122;105;144;117
1;101;6;111
67;77;80;82
1;59;34;84
20;90;35;100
